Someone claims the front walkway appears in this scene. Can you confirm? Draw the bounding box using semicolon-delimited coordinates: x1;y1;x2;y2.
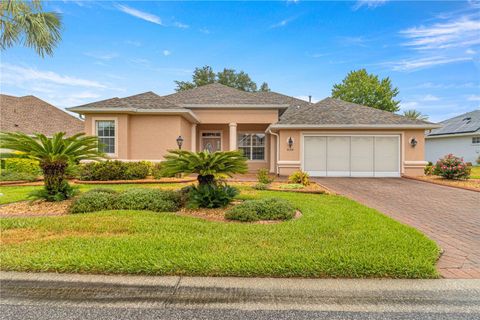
314;178;480;279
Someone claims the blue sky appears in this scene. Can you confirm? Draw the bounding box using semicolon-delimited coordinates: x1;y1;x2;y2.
1;0;479;122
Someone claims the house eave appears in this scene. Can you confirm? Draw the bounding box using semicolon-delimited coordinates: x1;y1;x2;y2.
179;104;290;109
66;107;200;123
268;123;441;130
426;131;480;139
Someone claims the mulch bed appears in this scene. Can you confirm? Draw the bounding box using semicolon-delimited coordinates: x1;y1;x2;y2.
267;182;332;194
404;175;480;192
0;200;73;217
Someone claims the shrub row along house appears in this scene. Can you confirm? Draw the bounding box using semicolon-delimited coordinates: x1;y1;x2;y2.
68;83;439;177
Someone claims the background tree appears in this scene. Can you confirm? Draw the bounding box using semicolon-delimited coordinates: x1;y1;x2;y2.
403;109;429;121
332;69;400;112
0;132;104;201
259;82;271;92
1;0;62;57
174;65;269;92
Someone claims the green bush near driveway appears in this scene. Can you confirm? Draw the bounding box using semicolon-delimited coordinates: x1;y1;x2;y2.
225;198;296;222
0;191;440;278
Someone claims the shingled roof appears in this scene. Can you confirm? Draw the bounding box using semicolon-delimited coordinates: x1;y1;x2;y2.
274;98;437;128
0;94;84;136
427;110;480;136
68;91;182;111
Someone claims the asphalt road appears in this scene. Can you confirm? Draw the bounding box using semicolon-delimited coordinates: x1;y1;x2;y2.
1;272;480;320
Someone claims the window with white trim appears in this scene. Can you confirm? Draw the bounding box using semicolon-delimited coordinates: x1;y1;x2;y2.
473;136;480;145
238;133;265;160
96;120;115;154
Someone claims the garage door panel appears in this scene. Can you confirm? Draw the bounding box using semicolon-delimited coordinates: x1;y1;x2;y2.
304;136;326;176
326;136;350;177
374;136;400;177
351;136;374;177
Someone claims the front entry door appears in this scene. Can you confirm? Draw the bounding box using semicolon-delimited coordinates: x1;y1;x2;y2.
201;132;222;152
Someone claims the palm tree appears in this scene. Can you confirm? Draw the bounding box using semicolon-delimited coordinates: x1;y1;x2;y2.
161;150;248;185
1;0;62;57
0;132;104;201
403;109;429;121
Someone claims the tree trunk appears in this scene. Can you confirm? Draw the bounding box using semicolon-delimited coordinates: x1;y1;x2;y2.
197;174;215;186
40;161;68;196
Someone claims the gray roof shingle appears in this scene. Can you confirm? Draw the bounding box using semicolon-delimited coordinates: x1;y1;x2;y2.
0;94;84;136
427;110;480;136
276;97;435;126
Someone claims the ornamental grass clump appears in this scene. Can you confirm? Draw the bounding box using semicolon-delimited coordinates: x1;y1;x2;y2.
434;154;471;180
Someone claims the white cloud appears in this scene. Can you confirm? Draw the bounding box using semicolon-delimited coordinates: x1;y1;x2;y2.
163;50;171;56
417;82;478;89
422;94;440;101
199;27;210;34
400;15;480;50
389;56;471;72
173;21;189;29
84;52;119;61
116;4;162;25
466;48;477;54
467;94;480;101
353;0;388;10
270;17;295;28
1;63;107;88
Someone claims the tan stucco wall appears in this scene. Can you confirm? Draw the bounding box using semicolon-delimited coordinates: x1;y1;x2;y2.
193;109;278;124
275;129;427;176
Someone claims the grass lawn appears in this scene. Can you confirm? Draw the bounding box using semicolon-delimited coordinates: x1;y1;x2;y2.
0;187;439;278
470;166;480;179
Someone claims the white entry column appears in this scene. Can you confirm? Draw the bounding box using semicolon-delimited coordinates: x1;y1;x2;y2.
191;124;197;152
229;122;237;151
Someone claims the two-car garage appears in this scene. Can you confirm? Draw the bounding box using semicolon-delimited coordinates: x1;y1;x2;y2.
302;135;401;177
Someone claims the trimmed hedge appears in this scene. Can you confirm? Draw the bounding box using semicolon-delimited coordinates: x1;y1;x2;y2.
69;188;183;214
78;161;152;181
1;158;41;176
225;198;296;222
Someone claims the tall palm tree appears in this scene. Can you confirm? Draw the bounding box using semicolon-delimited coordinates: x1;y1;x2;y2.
1;0;62;57
161;150;248;185
403;109;429;121
0;132;104;201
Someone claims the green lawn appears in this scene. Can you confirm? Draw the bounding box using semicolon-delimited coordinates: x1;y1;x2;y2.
470;166;480;179
0;188;439;278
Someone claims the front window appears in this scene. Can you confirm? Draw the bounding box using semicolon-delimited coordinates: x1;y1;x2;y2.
96;120;115;154
238;133;265;160
473;136;480;145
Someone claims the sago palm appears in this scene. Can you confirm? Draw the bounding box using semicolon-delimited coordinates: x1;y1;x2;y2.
161;150;248;185
1;0;62;57
0;132;104;201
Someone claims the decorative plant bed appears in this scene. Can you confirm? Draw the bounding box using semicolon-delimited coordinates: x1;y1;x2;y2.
73;177;196;184
404;175;480;192
0;200;72;217
267;182;332;194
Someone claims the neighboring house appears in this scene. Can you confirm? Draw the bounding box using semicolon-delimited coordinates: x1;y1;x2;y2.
0;94;84;136
425;110;480;164
68;83;438;177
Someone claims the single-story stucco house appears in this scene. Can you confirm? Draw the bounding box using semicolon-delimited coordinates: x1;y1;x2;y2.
68;83;439;177
426;110;480;164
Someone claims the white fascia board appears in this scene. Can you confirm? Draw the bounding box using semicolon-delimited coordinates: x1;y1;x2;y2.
179;104;289;109
66;108;200;123
425;131;480;139
269;123;441;130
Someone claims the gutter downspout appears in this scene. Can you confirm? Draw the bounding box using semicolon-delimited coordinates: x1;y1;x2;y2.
267;127;280;175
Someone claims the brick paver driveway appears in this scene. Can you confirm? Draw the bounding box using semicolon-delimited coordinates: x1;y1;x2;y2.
314;178;480;279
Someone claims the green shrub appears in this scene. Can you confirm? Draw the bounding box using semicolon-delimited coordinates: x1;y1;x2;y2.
225;198;295;222
256;168;274;184
253;183;268;190
115;188;181;212
84;188;118;194
185;183;239;209
278;183;304;190
30;181;79;202
70;191;117;213
0;171;38;182
434;154;470;180
424;162;434;175
2;158;41;175
78;161;152;181
288;171;310;186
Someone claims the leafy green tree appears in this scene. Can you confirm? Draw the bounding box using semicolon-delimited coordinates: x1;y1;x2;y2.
174;65;268;92
332;69;400;112
0;132;104;201
259;82;271;92
1;0;62;57
161;150;248;185
403;109;429;121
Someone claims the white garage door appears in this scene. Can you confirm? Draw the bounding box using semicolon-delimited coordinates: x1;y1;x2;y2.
303;135;400;177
